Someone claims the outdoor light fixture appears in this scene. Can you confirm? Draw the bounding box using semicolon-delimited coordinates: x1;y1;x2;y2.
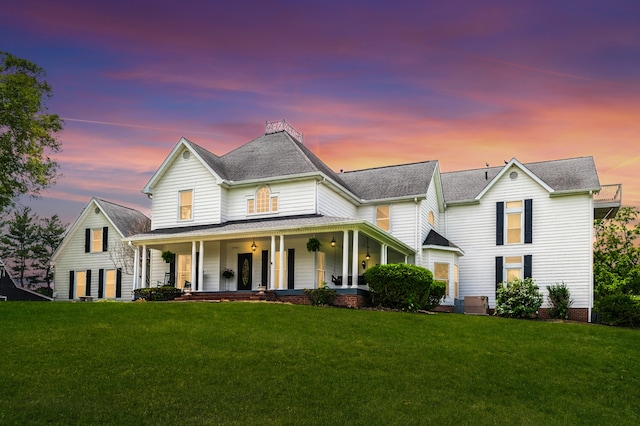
365;237;370;260
331;234;336;247
251;240;257;251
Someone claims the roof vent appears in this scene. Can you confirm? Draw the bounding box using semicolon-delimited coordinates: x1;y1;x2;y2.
182;150;191;160
510;171;518;180
265;119;303;142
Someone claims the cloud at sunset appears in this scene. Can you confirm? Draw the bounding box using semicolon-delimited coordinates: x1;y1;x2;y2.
2;0;639;224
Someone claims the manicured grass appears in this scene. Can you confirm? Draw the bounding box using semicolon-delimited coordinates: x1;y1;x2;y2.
0;302;639;425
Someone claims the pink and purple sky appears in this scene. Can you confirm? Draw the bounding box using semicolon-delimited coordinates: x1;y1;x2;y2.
3;0;639;225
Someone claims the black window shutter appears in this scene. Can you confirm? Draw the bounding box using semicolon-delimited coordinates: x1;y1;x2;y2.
69;271;75;299
524;255;532;279
116;269;122;298
85;228;90;253
86;269;92;296
98;269;104;298
102;227;109;252
261;250;269;288
524;199;533;244
496;202;504;246
495;256;503;290
287;249;295;289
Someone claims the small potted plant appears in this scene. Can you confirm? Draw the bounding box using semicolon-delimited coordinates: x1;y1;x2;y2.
161;250;175;263
306;237;321;252
222;268;235;279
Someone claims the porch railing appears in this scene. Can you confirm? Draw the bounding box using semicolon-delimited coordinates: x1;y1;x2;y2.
594;184;622;204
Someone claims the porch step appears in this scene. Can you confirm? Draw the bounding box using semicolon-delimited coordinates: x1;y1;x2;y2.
174;291;273;302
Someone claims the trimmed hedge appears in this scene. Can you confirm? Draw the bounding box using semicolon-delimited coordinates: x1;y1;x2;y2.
134;286;183;301
364;263;433;311
303;287;337;306
427;280;447;310
596;293;640;328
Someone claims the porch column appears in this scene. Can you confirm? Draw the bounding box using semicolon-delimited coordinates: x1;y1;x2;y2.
342;230;349;288
381;243;387;265
191;241;197;290
140;245;148;288
132;244;140;291
270;235;276;290
352;230;359;286
198;240;204;291
278;234;285;290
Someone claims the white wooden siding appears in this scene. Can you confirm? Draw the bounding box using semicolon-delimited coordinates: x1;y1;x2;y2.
151;151;221;229
317;184;357;218
54;209;134;300
388;202;419;250
445;165;593;308
225;180;316;221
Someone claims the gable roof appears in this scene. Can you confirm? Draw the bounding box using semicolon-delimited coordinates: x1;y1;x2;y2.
441;156;601;204
93;198;150;237
340;161;438;201
52;198;149;261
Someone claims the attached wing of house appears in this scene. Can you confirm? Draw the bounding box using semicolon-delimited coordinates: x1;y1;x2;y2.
52;198;150;301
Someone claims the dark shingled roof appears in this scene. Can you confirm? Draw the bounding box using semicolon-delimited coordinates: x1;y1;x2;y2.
423;229;460;249
340;161;438;200
94;199;150;237
441;157;600;203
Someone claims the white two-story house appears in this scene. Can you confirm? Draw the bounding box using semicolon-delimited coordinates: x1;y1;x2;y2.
55;120;621;321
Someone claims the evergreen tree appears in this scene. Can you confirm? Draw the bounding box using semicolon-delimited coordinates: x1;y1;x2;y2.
0;206;39;286
31;214;66;287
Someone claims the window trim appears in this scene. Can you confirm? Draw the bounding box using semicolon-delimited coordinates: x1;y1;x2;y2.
434;262;450;295
247;186;278;215
376;205;390;231
178;189;194;221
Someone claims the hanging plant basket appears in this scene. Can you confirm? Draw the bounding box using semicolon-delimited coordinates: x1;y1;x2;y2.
161;250;175;263
307;237;322;252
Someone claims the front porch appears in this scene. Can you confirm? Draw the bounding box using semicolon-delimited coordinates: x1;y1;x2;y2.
128;215;415;296
174;287;370;308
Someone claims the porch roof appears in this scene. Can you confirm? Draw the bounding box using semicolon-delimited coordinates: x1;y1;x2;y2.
125;214;415;255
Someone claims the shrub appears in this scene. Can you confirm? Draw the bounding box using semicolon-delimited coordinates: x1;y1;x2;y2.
364;263;433;311
546;282;573;319
595;293;640;328
427;280;447;310
35;286;53;297
303;287;337;306
495;278;543;319
134;286;183;301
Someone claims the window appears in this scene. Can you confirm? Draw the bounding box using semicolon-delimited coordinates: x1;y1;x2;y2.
434;262;449;294
91;229;103;252
504;256;522;282
428;211;435;226
105;269;116;298
76;271;86;298
179;190;193;220
247;186;278;215
453;264;459;298
376;205;390;231
497;200;532;245
506;201;523;244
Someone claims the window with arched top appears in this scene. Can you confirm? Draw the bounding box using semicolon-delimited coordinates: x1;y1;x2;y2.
247;186;278;215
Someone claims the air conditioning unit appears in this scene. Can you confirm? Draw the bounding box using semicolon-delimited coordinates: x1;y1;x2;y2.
464;296;488;315
454;298;464;314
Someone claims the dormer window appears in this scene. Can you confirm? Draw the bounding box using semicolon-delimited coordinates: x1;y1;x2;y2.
248;186;278;215
179;190;193;221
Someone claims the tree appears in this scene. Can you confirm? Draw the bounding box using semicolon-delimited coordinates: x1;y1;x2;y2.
593;206;640;299
0;52;63;214
31;214;66;287
108;217;150;275
0;206;39;286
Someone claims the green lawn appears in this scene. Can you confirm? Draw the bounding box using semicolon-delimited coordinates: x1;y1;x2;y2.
0;302;638;425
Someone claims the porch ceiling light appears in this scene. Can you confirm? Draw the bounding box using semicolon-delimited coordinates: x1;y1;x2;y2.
251;240;257;251
331;234;336;247
365;237;370;260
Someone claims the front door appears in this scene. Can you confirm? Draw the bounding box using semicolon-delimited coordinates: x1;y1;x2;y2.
237;253;252;291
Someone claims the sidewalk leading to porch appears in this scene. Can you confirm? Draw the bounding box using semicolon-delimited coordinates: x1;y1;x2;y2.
173;288;370;308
